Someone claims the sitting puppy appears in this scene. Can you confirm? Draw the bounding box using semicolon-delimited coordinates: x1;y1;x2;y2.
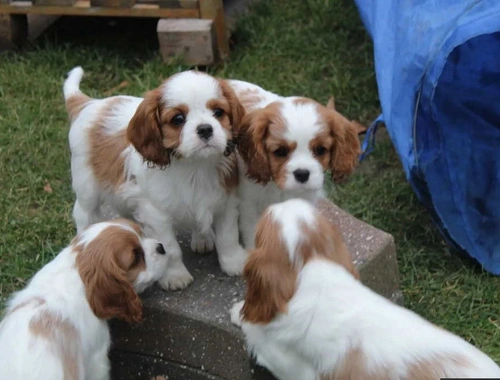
231;199;500;380
64;67;247;290
0;219;168;380
228;80;361;249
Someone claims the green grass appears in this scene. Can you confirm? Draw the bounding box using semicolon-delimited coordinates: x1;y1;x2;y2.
1;0;499;360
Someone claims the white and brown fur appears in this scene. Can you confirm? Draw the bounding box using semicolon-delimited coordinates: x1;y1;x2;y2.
64;67;248;291
231;198;500;380
228;80;361;249
0;219;168;380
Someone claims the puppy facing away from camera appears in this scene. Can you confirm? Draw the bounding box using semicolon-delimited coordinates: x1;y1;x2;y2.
230;199;500;380
228;80;361;249
64;67;248;291
0;219;168;380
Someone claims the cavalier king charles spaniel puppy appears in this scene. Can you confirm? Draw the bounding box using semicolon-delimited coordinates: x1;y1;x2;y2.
228;80;361;249
64;67;247;291
230;199;500;380
0;219;168;380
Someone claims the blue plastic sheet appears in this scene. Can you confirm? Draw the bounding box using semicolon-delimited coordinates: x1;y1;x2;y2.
354;0;500;273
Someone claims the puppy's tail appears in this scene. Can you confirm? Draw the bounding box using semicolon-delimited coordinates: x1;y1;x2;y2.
63;66;92;122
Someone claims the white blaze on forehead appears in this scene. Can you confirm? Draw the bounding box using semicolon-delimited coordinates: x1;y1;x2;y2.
75;221;137;247
162;71;221;108
268;199;317;260
281;98;323;146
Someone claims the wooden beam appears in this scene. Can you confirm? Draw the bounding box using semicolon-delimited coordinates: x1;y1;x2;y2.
0;13;27;49
0;0;200;17
199;0;228;60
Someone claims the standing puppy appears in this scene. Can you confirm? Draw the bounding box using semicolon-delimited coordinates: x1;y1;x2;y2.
231;199;500;380
0;219;168;380
65;67;247;290
228;80;360;249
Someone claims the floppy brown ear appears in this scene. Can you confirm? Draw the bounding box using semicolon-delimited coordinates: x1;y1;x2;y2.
127;89;170;168
241;248;296;324
218;79;246;132
76;243;143;324
327;111;361;183
237;111;272;184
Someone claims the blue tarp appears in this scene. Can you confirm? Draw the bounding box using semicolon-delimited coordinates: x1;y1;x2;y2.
354;0;500;273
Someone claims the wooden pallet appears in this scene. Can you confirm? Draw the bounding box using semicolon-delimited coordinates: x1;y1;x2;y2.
0;0;228;61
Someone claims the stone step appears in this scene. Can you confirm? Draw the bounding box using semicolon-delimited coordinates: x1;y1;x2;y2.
109;199;401;379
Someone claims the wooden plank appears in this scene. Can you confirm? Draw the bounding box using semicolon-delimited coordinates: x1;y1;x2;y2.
0;0;199;17
33;0;77;6
90;0;135;8
0;14;27;49
158;0;197;9
199;0;228;59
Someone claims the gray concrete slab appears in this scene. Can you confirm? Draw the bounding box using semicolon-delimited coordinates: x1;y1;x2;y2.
109;199;401;380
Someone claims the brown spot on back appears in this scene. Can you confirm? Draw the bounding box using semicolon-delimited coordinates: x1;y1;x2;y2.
322;348;472;380
66;93;92;123
75;225;144;323
292;96;320;107
237;88;265;111
406;353;472;379
8;296;46;315
89;97;129;190
29;310;81;380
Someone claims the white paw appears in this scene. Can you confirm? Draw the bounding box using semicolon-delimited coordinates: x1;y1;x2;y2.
219;246;248;276
230;300;244;326
190;231;215;254
159;265;194;291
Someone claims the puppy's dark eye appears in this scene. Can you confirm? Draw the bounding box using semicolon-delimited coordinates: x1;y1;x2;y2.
213;108;224;118
171;114;185;126
273;147;289;157
132;247;144;266
313;146;327;156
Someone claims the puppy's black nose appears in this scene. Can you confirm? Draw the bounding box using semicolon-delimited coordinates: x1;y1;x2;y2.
293;169;310;183
197;124;213;141
156;243;166;255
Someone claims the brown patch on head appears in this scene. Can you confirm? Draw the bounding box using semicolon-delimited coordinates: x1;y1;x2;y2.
237;102;287;184
316;104;361;183
298;211;360;280
241;211;297;324
127;82;184;168
89;97;129;190
322;348;472;380
217;153;239;193
66;93;92;123
76;225;146;323
29;310;81;380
